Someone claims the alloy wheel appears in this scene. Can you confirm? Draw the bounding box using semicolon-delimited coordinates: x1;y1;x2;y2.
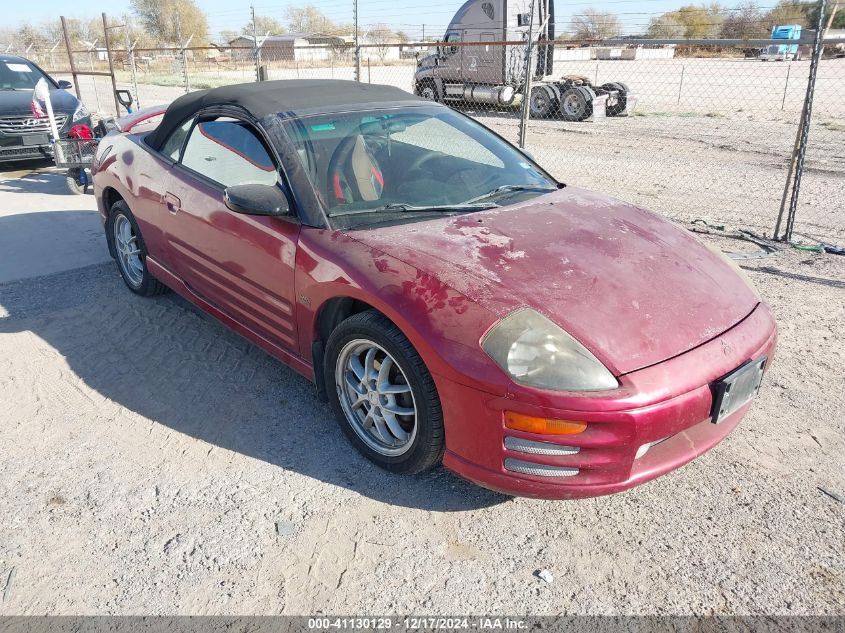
335;338;418;456
113;214;144;288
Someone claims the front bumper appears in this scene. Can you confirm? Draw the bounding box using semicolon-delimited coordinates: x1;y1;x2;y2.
0;115;92;163
437;302;777;499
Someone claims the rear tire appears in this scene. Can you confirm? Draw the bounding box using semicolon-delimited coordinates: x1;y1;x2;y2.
559;86;594;121
601;82;629;117
106;200;169;297
529;85;556;118
325;310;445;474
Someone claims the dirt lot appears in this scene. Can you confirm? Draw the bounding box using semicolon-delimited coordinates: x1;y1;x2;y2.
0;163;843;615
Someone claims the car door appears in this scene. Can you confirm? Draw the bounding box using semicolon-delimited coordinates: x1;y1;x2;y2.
163;114;301;352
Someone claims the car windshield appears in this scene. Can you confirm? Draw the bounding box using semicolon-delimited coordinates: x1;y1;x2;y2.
281;106;558;228
0;59;52;91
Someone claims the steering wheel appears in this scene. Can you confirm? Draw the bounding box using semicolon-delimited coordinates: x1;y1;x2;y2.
406;152;442;174
326;133;384;204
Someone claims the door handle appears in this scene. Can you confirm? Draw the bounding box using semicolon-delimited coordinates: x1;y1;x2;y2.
164;192;181;214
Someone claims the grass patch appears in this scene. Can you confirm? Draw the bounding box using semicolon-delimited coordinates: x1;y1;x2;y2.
820;120;845;132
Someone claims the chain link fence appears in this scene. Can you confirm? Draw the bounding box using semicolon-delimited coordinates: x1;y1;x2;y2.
5;19;844;244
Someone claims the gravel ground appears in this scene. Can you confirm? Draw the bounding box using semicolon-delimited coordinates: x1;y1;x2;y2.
0;166;843;615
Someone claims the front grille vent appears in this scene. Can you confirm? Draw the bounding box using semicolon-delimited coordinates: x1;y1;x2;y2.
0;114;68;135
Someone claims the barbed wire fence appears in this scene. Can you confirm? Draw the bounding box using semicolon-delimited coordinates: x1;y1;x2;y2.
3;2;843;247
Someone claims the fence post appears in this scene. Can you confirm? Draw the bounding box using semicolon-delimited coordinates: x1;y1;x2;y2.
781;63;791;110
102;13;121;116
59;16;82;100
251;5;261;82
518;0;537;148
773;0;827;241
176;14;190;93
125;25;140;110
353;0;361;81
677;65;685;105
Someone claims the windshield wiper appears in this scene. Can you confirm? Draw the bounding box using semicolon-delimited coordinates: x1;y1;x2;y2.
368;202;498;214
464;184;558;204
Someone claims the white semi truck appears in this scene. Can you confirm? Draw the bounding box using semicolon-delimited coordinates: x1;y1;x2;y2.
413;0;634;121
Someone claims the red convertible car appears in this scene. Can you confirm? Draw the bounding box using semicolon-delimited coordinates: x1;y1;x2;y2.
92;80;777;499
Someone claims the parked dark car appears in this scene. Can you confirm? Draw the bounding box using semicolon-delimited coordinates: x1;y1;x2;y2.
0;54;93;164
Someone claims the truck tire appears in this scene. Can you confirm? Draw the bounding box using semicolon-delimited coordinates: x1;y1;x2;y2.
601;82;629;117
529;85;556;118
559;86;594;122
416;79;440;102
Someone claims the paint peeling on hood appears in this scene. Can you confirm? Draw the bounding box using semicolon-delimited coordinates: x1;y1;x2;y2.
349;186;759;375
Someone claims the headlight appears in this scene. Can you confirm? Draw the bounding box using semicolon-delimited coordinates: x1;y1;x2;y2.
482;308;618;391
72;103;90;122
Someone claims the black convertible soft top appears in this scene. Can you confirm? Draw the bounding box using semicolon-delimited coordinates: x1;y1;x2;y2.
148;79;426;151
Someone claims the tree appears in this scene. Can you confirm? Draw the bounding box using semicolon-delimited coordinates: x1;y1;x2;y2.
219;29;239;45
130;0;209;45
720;1;768;38
647;14;687;38
648;4;724;38
765;0;811;27
366;23;396;60
571;9;621;39
286;5;338;34
806;1;845;28
243;15;287;37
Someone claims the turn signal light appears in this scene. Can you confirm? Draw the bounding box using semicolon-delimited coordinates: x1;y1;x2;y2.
504;411;587;435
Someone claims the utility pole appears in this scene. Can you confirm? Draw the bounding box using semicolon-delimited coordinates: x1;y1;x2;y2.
354;0;360;81
251;4;261;82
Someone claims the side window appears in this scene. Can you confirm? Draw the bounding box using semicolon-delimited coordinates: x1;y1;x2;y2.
180;117;278;188
445;32;461;55
161;118;193;161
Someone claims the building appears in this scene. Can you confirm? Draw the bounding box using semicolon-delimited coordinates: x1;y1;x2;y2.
227;33;352;62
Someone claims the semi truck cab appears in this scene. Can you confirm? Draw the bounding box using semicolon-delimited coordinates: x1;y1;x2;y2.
413;0;635;121
760;24;802;61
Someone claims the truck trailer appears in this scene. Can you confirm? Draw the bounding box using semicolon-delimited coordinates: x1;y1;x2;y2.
413;0;634;121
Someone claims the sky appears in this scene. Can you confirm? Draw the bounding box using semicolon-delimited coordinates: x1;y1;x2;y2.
5;0;763;39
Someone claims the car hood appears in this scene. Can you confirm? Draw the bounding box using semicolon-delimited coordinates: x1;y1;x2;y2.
348;187;759;375
0;88;78;116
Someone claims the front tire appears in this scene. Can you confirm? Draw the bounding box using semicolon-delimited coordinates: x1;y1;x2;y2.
325;310;445;474
417;79;440;102
529;85;556;118
106;200;169;297
66;168;87;195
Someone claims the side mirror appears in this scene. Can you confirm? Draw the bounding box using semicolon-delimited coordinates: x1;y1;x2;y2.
57;79;73;89
224;184;291;217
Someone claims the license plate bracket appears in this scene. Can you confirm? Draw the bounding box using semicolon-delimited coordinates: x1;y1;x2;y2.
711;357;767;424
